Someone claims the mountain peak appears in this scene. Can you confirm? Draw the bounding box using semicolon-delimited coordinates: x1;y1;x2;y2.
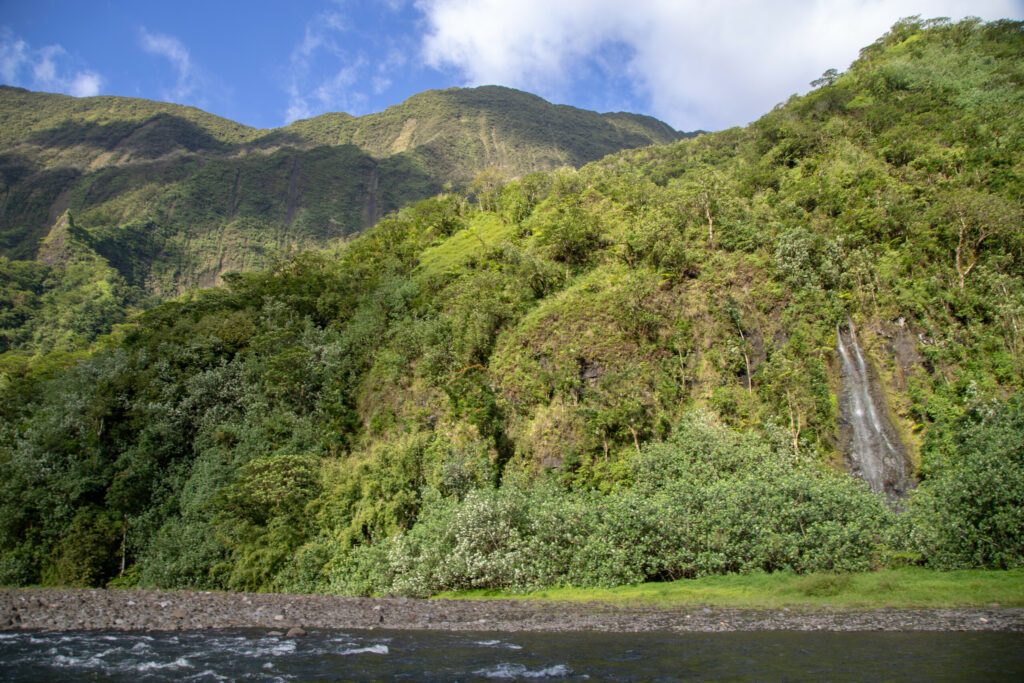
0;84;680;291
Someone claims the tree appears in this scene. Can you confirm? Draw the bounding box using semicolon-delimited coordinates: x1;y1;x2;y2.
530;197;605;267
725;298;754;395
910;396;1024;569
811;68;840;88
940;189;1020;290
672;166;734;249
468;167;506;213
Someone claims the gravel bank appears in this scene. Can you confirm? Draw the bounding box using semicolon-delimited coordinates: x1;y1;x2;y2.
2;589;1022;634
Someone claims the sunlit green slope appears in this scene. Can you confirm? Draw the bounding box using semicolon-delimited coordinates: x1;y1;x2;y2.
0;84;681;295
0;18;1021;594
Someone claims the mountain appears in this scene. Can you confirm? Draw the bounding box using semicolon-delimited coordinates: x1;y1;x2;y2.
0;18;1021;592
282;86;682;183
0;85;682;297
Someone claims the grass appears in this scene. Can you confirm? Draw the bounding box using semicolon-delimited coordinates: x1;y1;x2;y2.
417;213;515;276
433;568;1024;610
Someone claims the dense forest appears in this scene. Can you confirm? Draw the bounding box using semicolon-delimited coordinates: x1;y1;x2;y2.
0;17;1022;593
0;83;680;309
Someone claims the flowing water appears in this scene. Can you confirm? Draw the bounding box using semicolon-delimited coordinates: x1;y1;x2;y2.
836;322;913;499
1;629;1022;681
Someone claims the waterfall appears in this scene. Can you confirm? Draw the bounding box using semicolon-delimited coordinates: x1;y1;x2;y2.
836;321;913;500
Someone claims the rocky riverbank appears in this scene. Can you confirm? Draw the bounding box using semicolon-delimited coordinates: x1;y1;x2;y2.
2;589;1022;633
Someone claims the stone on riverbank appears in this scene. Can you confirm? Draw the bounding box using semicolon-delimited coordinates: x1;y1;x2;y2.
1;588;1022;633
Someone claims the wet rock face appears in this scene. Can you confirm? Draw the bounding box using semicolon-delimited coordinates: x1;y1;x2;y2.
883;317;927;390
836;322;914;500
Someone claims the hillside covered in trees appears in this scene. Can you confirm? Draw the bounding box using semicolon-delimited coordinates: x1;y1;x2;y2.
0;18;1021;593
0;86;681;356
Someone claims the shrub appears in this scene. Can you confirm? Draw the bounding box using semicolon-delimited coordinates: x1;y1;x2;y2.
44;508;121;587
138;517;226;589
909;396;1024;569
331;414;896;596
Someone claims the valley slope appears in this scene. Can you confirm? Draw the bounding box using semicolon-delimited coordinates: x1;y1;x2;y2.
0;85;680;293
0;18;1021;595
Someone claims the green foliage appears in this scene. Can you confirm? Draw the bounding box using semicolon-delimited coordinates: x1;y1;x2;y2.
0;214;137;354
528;190;609;267
908;396;1024;569
0;19;1022;594
440;567;1024;609
44;508;122;587
417;213;512;277
221;454;321;526
138;517;226;589
344;415;893;597
0;84;678;299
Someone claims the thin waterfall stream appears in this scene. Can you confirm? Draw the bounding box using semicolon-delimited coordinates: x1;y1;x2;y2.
836;321;914;500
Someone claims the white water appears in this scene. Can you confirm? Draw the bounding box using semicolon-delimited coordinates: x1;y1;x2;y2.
474;663;573;679
338;644;389;655
1;629;1021;681
836;322;912;499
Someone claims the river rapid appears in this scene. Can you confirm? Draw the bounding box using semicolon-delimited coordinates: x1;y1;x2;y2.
2;628;1023;681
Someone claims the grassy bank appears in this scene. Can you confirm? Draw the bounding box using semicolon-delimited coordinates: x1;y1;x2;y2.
435;569;1024;609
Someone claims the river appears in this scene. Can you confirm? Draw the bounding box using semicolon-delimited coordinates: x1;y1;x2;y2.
1;628;1022;681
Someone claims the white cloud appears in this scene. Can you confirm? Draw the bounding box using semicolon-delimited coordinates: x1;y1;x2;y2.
315;60;364;105
283;10;370;123
0;27;103;97
32;45;61;84
139;28;198;102
0;32;28;83
285;93;312;125
370;46;406;96
416;0;1023;130
69;72;103;97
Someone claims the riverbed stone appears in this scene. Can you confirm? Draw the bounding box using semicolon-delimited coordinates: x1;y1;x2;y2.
0;588;1022;634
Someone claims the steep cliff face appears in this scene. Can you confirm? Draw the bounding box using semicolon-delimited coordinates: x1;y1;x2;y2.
0;85;682;294
36;210;83;267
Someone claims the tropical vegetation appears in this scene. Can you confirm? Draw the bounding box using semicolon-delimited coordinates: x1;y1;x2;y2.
0;17;1021;595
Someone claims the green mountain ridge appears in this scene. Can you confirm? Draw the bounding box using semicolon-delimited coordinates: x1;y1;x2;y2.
0;18;1021;594
0;84;682;295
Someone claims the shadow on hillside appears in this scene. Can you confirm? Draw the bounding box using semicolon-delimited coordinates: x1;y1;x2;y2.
28;114;233;158
252;129;328;150
6;110;441;279
28;113;316;159
1;141;441;288
0;161;82;259
0;152;37;187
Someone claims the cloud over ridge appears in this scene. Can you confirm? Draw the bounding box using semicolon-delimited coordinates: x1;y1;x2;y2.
139;28;199;102
1;27;103;97
417;0;1022;130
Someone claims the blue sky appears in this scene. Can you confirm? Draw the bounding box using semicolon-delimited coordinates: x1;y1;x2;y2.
1;1;1021;131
